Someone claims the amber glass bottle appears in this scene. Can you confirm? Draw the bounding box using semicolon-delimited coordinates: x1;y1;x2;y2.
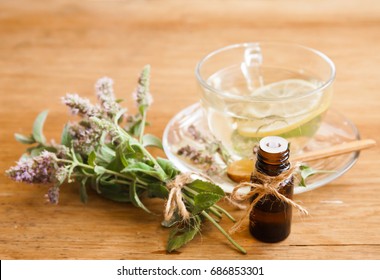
249;136;294;243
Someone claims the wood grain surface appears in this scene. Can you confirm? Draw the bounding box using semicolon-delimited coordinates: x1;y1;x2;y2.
1;0;380;260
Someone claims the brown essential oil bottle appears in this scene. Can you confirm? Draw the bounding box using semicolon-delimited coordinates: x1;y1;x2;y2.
249;136;294;243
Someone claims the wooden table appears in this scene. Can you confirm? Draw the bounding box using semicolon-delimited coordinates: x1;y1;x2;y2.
1;0;379;260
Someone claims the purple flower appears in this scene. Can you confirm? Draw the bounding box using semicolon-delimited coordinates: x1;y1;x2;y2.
61;93;101;118
6;151;59;184
177;145;221;175
133;65;153;109
95;77;123;118
55;167;68;184
55;144;70;159
95;77;114;99
69;121;103;154
133;89;153;109
46;187;60;204
187;125;206;143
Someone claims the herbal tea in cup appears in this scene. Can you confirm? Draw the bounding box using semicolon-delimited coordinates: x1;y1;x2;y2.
195;42;335;157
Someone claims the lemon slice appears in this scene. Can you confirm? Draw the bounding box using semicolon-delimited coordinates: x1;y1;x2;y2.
252;79;320;99
236;79;327;137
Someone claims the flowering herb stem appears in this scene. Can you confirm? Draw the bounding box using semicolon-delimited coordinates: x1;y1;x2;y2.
139;111;147;143
6;66;246;254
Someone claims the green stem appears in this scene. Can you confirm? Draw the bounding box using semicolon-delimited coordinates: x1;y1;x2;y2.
58;159;148;186
112;179;147;190
201;211;246;254
183;186;197;196
100;168;135;181
213;204;236;222
139;111;147;143
209;207;223;219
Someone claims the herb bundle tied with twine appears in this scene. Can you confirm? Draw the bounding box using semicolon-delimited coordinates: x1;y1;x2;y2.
6;66;246;254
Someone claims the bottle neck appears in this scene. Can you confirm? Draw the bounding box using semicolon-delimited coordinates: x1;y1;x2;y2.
255;147;290;177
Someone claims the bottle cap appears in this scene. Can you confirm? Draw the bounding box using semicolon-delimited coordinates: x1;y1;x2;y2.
259;136;289;154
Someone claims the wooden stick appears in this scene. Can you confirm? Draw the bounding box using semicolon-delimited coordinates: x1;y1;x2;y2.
292;139;377;162
227;139;376;183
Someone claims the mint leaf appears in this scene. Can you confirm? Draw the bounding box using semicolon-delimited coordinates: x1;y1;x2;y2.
127;119;142;138
94;166;106;175
167;216;201;252
146;182;169;199
28;146;46;157
14;133;35;145
299;164;336;187
142;134;163;149
122;162;163;180
60;123;72;147
88;151;96;167
99;145;116;164
192;192;223;214
114;108;127;124
156;157;180;179
129;179;151;214
106;145;128;171
123;139;135;154
32;110;48;144
117;146;129;168
187;179;225;196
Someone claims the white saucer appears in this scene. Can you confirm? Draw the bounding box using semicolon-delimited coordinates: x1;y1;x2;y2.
163;103;360;195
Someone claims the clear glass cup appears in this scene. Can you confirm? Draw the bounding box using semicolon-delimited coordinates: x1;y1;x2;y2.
195;42;336;158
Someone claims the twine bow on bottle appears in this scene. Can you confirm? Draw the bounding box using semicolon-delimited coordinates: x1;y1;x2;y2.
229;163;309;234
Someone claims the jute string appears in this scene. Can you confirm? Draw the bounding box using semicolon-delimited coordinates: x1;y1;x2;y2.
164;172;213;222
229;163;308;234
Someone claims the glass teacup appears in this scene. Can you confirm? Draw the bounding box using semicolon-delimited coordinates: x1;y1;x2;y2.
195;42;335;158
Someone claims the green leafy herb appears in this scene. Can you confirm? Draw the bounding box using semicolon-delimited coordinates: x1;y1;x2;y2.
6;66;246;255
299;164;336;187
129;179;151;214
187;179;225;196
193;192;223;214
167;216;201;252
